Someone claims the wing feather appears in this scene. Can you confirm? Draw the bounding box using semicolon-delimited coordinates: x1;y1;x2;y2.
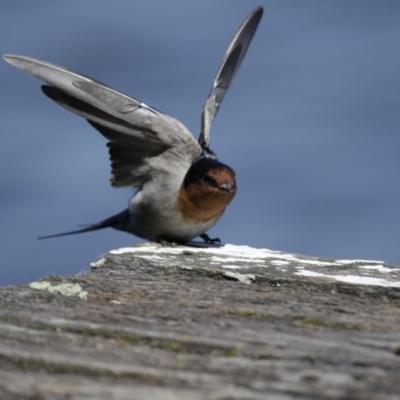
2;55;202;187
199;6;263;148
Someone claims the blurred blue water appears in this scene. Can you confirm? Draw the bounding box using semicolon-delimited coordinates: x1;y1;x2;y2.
1;1;400;285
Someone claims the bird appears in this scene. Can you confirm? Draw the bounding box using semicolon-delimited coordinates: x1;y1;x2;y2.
3;6;263;245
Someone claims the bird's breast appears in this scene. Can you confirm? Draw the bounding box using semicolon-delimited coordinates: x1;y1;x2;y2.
176;182;236;223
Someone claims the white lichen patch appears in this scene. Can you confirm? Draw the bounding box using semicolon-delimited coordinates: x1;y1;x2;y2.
90;257;106;269
295;269;400;288
334;275;400;287
293;259;335;266
210;256;264;263
295;270;324;278
359;265;396;273
270;260;290;266
110;243;279;260
336;259;384;264
106;243;400;288
224;272;256;284
28;281;88;299
134;255;166;260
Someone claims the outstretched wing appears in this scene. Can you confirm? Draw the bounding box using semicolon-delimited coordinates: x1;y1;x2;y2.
2;55;202;187
199;6;263;149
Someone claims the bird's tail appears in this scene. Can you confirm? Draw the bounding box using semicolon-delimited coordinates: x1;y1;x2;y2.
38;209;130;239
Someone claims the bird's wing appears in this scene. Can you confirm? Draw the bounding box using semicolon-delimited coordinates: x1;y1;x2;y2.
199;6;263;149
2;55;202;187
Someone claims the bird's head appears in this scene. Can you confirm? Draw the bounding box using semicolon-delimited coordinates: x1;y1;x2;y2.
177;157;236;222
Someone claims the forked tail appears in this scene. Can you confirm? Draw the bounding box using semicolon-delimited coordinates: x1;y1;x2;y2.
39;209;130;239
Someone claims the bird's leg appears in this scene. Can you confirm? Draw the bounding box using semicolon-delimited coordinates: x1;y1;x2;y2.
200;233;221;244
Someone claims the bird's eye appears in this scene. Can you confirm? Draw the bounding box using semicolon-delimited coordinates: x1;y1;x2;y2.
201;175;216;187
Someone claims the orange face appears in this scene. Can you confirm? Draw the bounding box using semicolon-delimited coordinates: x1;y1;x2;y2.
177;158;237;223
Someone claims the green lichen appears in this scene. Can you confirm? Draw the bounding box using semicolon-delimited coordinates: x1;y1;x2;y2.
229;309;273;320
28;281;88;299
292;316;362;330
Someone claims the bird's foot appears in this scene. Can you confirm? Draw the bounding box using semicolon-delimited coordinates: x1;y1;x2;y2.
200;233;221;244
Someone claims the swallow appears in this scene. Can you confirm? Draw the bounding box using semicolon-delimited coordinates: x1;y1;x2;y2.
3;6;263;245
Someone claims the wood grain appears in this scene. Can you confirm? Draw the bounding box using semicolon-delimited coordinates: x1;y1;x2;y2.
0;244;399;399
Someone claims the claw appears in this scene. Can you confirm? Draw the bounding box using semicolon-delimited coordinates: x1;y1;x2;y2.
200;233;221;244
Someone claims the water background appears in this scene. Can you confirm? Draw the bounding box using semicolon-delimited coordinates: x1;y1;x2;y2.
1;1;400;285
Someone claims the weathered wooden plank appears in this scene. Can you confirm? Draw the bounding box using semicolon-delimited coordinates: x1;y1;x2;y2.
0;243;399;399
